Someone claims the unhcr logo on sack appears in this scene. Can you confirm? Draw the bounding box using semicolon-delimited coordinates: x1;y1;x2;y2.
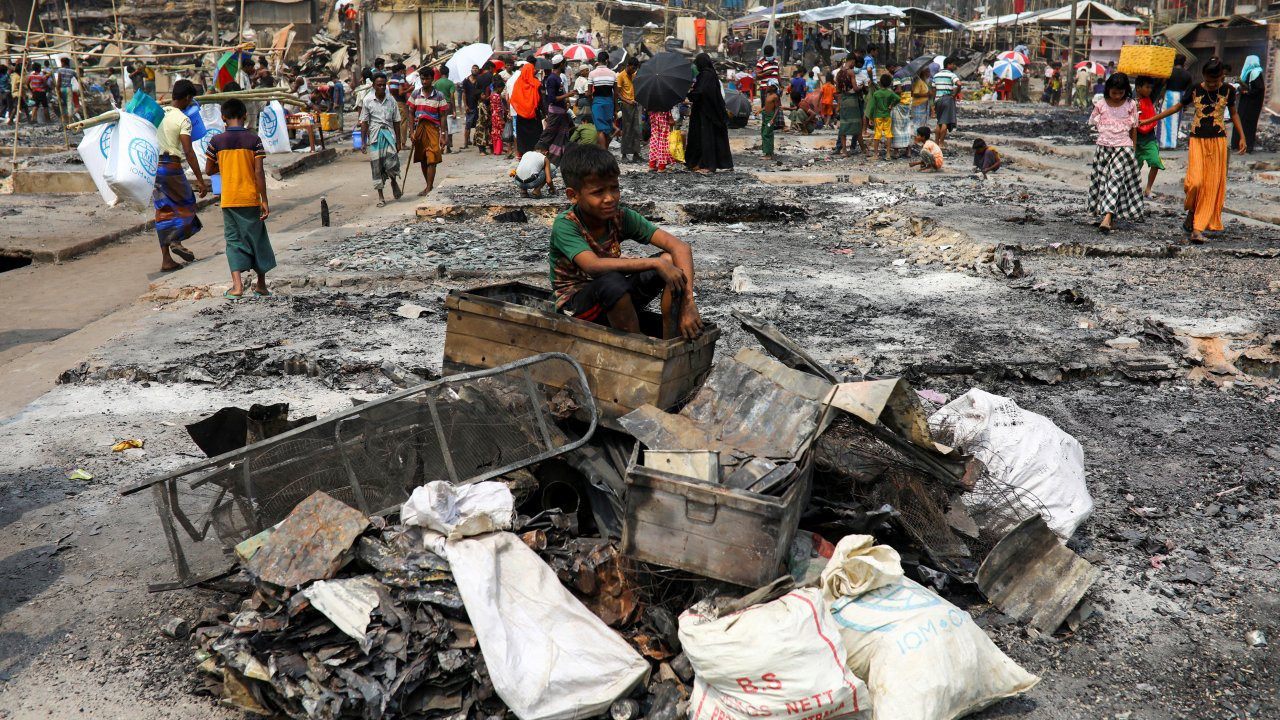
261;107;279;137
99;125;114;158
129;138;158;176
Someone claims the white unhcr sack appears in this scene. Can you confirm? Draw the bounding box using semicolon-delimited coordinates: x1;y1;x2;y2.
77;122;118;206
258;100;291;153
193;102;225;159
928;388;1093;541
679;588;871;720
823;536;1039;720
102;111;159;209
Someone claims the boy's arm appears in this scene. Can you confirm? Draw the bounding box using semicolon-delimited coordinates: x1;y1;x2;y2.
254;155;269;219
648;229;702;339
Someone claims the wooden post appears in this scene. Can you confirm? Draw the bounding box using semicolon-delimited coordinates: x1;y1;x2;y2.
63;0;89;123
12;0;38;165
1067;0;1077;101
210;0;218;46
238;0;247;48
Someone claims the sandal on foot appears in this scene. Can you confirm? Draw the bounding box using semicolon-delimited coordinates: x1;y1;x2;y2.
223;290;242;300
376;200;387;208
169;244;196;262
254;290;271;297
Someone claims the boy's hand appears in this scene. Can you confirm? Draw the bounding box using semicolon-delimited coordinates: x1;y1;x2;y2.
1237;138;1247;155
259;200;270;220
678;300;703;340
655;258;687;293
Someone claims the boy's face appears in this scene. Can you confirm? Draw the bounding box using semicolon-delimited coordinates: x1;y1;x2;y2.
565;173;620;220
1136;83;1151;98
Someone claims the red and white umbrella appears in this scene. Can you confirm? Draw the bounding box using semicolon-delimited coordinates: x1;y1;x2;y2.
562;43;597;61
1074;60;1106;75
997;50;1029;66
536;42;564;57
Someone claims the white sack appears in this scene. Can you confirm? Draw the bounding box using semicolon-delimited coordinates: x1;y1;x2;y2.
444;531;649;720
820;534;904;601
679;588;871;720
192;103;225;159
826;538;1039;720
103;111;159;209
928;388;1093;541
258;100;292;153
77;122;118;206
401;480;514;540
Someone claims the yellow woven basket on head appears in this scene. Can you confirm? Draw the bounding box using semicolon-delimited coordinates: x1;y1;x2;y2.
1116;45;1176;79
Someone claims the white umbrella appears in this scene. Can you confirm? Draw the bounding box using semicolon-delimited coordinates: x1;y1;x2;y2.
446;43;495;83
562;43;597;61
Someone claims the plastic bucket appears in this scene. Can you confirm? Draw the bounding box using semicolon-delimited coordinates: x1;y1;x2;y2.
211;174;222;195
352;128;363;149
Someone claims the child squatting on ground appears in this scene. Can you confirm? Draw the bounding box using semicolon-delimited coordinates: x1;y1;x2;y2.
204;99;276;300
909;126;943;172
972;139;1002;177
547;144;703;340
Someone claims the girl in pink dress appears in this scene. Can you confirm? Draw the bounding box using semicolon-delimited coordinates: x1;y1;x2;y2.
1086;72;1143;233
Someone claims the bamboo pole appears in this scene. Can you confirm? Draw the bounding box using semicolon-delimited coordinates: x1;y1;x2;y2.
12;0;38;165
68;91;307;131
63;0;89;122
14;28;236;52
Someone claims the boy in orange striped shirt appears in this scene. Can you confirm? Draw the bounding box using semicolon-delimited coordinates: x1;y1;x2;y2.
204;99;276;300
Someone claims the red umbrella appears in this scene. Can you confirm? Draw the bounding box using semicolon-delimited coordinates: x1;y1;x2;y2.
1074;60;1106;75
998;50;1029;66
536;42;564;57
562;43;597;61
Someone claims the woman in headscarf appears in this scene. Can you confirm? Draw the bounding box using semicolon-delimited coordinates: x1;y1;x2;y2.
1233;55;1264;153
509;61;543;160
686;53;733;174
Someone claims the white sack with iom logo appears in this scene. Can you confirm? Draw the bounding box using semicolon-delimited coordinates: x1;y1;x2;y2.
822;535;1039;720
102;111;159;209
679;588;871;720
258;100;291;154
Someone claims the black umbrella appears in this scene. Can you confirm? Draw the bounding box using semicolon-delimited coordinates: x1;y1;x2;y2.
535;56;553;72
902;54;934;78
724;89;751;117
634;52;692;112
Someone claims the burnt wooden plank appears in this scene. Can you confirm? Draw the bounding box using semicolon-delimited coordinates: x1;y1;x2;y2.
447;310;667;383
443;331;660;411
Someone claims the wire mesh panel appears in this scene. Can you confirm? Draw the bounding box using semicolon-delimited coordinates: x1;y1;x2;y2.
127;353;597;589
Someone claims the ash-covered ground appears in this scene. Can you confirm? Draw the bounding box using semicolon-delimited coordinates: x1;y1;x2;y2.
2;103;1279;719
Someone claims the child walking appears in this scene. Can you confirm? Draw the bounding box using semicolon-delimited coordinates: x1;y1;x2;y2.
203;99;275;299
647;108;673;172
1151;59;1247;243
1086;72;1143;233
490;77;507;156
1133;76;1164;197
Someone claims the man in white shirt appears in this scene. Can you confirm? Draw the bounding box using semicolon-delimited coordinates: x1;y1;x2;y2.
512;142;556;198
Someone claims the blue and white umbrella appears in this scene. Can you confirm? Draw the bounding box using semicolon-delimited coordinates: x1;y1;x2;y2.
993;58;1025;80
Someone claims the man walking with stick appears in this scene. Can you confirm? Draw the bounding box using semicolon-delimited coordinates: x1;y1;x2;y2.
359;73;404;206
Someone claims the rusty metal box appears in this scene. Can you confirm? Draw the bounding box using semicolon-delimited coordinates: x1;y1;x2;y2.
620;456;812;587
443;282;720;424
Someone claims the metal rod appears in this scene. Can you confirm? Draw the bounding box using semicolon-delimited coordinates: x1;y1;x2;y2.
334;416;372;513
121;353;599;496
523;366;555;451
